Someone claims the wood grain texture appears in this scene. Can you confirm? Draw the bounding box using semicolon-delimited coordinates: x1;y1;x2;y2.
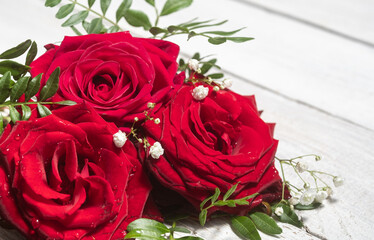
0;0;373;239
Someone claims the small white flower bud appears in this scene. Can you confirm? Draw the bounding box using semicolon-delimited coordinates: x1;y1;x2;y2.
147;102;155;109
192;85;209;100
149;142;164;159
274;207;283;216
134;117;139;122
207;77;213;84
222;79;233;89
213;86;220;92
138;138;143;143
303;183;310;189
296;162;308;173
188;59;200;72
290;205;294;211
299;189;316;205
288;197;300;205
113;130;127;148
325;187;333;197
315;155;322;161
333;176;344;187
154;118;160;124
315;191;328;203
0;107;10;117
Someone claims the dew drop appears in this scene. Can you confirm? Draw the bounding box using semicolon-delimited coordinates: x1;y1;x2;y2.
14;135;20;141
90;222;95;228
31;218;40;229
119;161;124;167
74;232;80;239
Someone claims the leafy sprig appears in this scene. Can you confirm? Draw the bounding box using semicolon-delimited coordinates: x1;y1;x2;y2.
0;40;76;134
199;183;258;226
44;0;253;45
125;218;203;240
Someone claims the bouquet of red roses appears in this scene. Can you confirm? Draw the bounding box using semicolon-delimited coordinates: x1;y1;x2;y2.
0;1;343;239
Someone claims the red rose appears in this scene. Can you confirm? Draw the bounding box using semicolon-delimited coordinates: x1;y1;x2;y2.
30;32;183;130
144;84;286;215
0;103;152;240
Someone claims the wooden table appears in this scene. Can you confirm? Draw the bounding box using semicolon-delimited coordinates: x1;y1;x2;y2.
0;0;373;239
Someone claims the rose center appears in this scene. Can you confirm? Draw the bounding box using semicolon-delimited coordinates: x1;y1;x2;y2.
92;74;116;100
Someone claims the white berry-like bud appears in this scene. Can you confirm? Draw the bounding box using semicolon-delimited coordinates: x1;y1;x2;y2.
149;142;164;159
333;176;344;187
192;85;209;100
138;138;143;143
154;118;160;124
296;162;308;173
315;191;328;203
188;59;200;72
325;187;333;197
303;183;310;189
290;205;294;211
147;102;155;109
213;86;220;92
222;79;233;88
274;207;283;216
0;107;10;117
134;117;139;122
113;130;127;148
299;189;316;205
289;197;300;205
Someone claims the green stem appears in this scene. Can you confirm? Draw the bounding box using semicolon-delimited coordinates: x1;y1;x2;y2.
280;161;286;200
0;101;59;107
68;0;123;31
154;7;160;27
311;170;335;177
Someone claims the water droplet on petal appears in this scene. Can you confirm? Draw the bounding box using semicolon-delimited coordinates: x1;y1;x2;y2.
31;218;40;229
74;232;80;239
14;135;20;141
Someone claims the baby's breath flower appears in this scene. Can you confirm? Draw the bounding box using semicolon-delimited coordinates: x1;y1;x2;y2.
154;118;160;124
192;85;209;100
113;130;127;148
188;59;200;72
303;182;310;189
222;79;233;88
299;189;316;205
325;187;333;197
275;207;283;216
149;142;164;159
315;191;328;203
288;197;300;206
134;117;139;122
296;162;308;173
333;176;344;187
147;102;155;109
213;86;220;92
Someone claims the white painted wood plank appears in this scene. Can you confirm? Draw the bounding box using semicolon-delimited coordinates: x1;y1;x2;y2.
139;0;374;131
241;0;374;45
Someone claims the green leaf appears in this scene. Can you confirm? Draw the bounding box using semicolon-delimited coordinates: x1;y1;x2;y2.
124;9;152;30
145;0;155;6
0;72;11;103
37;103;52;117
116;0;132;22
9;106;21;124
199;209;207;226
0;114;3;135
180;19;212;28
207;73;224;79
208;37;227;45
21;105;32;121
167;25;188;33
249;212;282;235
177;237;204;240
0;61;30;79
276;204;303;228
189;20;228;30
192;52;200;60
107;25;120;33
24;74;42;101
62;11;89;27
82;21;90;32
203;28;245;36
56;4;75;19
231;216;261;240
0;40;32;59
210;188;220;204
200;195;213;210
160;0;193;16
39;67;60;101
54;100;77;106
171;226;191;233
127;218;170;234
71;26;83;35
25;41;37;66
100;0;111;15
200;59;217;74
294;202;321;210
227;37;254;43
188;31;197;40
10;76;29;102
45;0;61;7
150;27;169;36
88;0;96;8
124;230;165;240
88;18;104;34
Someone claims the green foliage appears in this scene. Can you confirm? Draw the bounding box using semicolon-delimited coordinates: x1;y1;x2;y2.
249;212;282;235
231;216;261;240
125;218;203;240
160;0;193;16
272;203;303;228
0;40;32;59
199;183;258;226
294;202;321;210
124;9;152;30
